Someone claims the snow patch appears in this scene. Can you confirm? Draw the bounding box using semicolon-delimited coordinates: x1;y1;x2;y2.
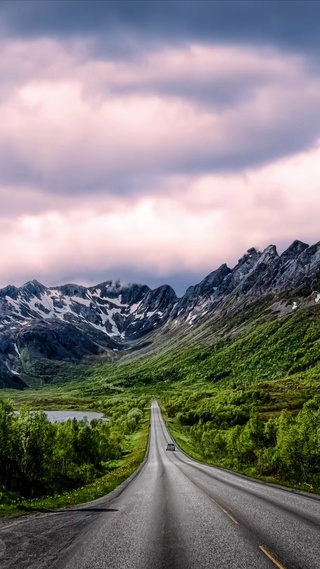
104;296;125;307
71;296;91;307
186;312;197;325
292;302;298;310
92;288;101;297
133;312;144;320
5;296;22;315
129;302;142;313
14;343;21;357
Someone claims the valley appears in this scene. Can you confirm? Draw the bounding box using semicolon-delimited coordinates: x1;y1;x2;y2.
1;239;320;391
1;239;320;515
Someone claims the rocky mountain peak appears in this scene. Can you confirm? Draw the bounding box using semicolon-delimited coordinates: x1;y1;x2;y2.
220;247;261;294
205;263;232;286
257;244;278;265
181;264;230;307
280;240;308;263
237;247;261;266
57;284;89;298
20;280;46;299
0;284;19;300
149;284;177;301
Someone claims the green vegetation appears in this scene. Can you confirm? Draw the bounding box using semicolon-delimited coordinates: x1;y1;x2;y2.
2;304;320;508
8;306;320;400
162;386;320;493
54;307;320;392
0;396;149;517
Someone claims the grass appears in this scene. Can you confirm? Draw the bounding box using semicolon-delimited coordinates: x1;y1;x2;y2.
3;305;320;411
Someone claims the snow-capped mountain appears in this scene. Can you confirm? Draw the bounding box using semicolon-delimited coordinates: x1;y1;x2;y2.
1;239;320;389
0;279;177;388
0;279;176;340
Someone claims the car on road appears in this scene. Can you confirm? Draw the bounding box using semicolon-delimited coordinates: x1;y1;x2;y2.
166;443;176;451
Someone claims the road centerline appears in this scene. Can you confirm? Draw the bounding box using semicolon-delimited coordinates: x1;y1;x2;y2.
259;545;287;569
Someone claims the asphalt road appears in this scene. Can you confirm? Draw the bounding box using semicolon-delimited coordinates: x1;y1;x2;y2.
1;401;320;569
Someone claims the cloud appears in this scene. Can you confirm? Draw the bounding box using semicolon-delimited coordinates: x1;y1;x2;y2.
0;2;319;294
0;39;320;197
1;144;320;292
1;1;320;59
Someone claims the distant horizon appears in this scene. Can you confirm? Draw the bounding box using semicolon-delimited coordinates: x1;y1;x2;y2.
2;237;315;297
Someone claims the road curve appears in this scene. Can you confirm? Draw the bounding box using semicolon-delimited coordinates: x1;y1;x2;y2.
1;401;320;569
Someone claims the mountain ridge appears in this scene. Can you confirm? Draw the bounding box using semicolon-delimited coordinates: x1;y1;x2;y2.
1;239;320;389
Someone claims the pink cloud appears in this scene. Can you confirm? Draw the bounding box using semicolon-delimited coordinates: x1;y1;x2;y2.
0;38;319;196
0;37;320;288
0;144;320;287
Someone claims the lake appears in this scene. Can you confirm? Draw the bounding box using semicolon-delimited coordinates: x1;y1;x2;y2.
40;410;108;423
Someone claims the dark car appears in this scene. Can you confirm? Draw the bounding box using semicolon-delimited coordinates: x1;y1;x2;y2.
166;443;176;451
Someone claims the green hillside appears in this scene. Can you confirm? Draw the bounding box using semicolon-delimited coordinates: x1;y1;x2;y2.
2;303;320;499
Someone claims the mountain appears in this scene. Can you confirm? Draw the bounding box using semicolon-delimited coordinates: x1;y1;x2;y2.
1;239;320;388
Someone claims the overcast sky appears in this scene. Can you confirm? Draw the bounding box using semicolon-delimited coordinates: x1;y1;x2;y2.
1;0;320;295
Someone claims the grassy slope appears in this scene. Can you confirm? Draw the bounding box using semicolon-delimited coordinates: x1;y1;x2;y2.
1;306;320;416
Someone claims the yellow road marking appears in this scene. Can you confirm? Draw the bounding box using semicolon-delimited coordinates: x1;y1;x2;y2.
259;546;286;569
183;473;239;527
209;494;239;525
221;507;238;524
207;492;239;525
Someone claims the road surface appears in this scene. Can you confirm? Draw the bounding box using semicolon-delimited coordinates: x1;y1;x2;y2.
1;401;320;568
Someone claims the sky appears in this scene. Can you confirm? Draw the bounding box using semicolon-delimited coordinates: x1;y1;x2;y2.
1;0;320;296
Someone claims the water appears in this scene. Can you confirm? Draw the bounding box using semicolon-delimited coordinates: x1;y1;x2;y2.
39;410;108;423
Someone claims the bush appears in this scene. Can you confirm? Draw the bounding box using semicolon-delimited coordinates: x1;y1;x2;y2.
0;400;122;499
